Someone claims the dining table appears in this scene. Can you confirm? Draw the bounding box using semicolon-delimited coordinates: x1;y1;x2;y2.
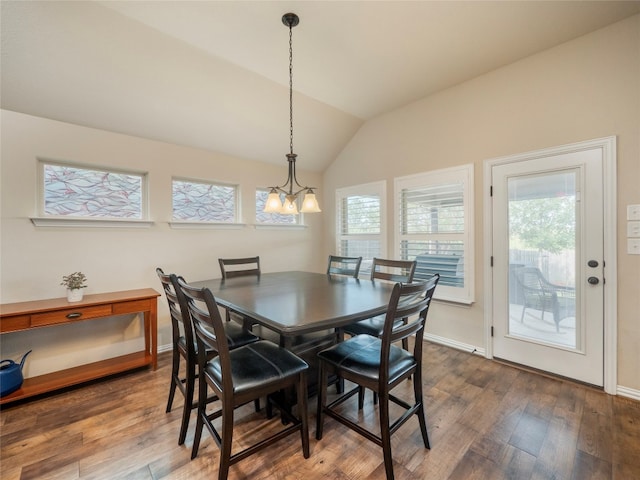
191;270;397;394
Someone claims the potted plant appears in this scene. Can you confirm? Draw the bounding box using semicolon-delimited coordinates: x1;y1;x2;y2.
61;272;88;302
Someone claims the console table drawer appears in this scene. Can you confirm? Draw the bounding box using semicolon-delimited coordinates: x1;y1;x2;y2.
31;305;114;327
0;314;31;333
113;299;153;315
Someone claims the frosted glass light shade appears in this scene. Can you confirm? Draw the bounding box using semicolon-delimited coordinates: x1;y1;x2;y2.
264;190;283;213
281;195;299;214
300;191;321;213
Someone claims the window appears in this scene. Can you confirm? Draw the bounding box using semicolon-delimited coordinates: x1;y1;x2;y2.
395;164;474;304
172;178;238;223
41;161;145;219
336;181;386;276
255;189;299;225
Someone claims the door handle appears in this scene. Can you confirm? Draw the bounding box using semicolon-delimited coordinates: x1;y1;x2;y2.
587;276;599;285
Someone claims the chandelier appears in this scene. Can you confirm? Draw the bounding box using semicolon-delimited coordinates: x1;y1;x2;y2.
263;13;321;215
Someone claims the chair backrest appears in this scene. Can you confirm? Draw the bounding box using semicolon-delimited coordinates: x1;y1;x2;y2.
156;268;196;357
218;257;261;279
370;258;417;283
177;278;234;394
516;266;549;292
327;255;362;278
379;274;439;379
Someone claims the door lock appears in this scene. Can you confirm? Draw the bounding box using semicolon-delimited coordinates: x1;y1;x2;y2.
587;260;599;268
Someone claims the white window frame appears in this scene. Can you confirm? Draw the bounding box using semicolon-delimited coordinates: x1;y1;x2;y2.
335;181;387;277
394;164;474;304
32;159;152;228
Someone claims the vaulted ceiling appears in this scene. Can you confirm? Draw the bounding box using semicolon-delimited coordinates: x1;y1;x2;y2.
2;1;639;172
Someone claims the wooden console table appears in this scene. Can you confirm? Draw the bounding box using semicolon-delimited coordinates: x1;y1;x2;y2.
0;288;159;405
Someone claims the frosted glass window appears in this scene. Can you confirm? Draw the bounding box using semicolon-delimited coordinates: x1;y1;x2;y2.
172;179;237;222
43;163;144;219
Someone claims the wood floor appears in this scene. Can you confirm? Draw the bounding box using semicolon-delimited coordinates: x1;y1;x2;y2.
2;342;639;480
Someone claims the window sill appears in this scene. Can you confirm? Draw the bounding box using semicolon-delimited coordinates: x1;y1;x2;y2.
30;217;154;228
254;224;307;230
169;221;246;230
433;294;474;306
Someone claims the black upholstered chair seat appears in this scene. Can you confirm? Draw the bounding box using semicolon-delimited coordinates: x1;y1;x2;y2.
317;334;416;384
342;316;404;338
205;340;309;395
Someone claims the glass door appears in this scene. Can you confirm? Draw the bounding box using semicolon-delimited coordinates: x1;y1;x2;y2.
492;148;604;386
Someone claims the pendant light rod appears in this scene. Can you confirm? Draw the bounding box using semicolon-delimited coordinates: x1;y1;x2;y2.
263;12;321;215
284;12;298;158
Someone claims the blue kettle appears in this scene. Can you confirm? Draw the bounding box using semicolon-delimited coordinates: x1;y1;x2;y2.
0;350;32;397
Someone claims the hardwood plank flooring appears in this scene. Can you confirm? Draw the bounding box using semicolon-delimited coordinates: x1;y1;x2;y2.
1;342;639;480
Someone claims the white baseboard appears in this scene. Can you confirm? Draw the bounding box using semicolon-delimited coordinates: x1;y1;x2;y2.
617;385;640;401
159;338;639;401
423;332;485;356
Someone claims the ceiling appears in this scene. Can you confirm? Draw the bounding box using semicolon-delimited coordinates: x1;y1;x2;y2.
2;1;639;172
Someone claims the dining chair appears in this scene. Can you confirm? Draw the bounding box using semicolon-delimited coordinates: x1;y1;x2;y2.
326;255;362;278
316;274;439;480
341;258;417;349
218;256;260;328
178;278;310;480
156;268;259;445
340;258;417;404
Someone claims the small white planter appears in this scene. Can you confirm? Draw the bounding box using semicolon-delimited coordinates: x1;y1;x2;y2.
67;288;84;302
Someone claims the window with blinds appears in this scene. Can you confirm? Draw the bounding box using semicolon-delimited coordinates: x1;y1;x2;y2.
395;165;474;304
336;181;386;276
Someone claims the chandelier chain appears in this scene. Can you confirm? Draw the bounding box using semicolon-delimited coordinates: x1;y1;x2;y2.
289;23;294;155
262;13;320;214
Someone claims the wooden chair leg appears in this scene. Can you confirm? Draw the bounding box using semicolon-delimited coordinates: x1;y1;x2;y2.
316;362;327;440
379;391;395;480
218;401;235;480
413;371;430;449
359;389;379;407
297;372;310;458
191;408;204;460
166;351;180;413
191;370;208;459
266;394;274;419
166;377;177;413
179;363;196;445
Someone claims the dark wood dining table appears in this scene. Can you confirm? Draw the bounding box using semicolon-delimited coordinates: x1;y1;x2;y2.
191;271;397;395
192;270;396;347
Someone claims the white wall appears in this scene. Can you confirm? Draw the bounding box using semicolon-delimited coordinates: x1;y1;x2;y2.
323;15;640;390
0;111;325;377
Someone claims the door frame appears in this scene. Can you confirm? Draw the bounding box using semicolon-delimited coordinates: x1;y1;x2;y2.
483;136;617;394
